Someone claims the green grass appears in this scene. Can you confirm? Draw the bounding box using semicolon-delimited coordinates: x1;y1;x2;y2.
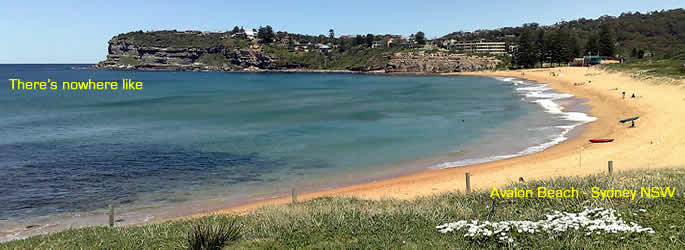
198;53;228;67
325;47;400;71
601;52;685;79
3;168;684;249
118;56;140;66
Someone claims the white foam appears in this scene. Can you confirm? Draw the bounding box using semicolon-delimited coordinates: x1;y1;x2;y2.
495;77;516;82
433;77;597;169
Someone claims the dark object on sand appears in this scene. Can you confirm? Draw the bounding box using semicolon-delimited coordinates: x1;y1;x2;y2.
589;139;614;143
620;116;640;128
619;116;640;123
519;177;525;182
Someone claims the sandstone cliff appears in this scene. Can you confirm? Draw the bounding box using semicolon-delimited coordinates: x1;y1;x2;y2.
96;36;502;73
385;51;500;73
95;37;292;72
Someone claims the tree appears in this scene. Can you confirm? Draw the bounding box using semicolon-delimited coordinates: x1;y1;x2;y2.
585;35;599;56
516;28;537;68
258;25;275;43
415;31;426;45
354;35;364;46
366;34;374;47
569;34;582;60
338;37;347;52
548;29;562;65
598;24;616;57
631;48;638;58
329;29;335;39
232;26;240;34
535;29;546;67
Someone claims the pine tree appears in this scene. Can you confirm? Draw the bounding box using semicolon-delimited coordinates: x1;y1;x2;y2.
598;24;616;57
585;35;599;56
516;28;537;68
535;30;546;67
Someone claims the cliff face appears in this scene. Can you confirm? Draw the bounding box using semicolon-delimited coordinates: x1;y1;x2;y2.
95;37;290;72
96;37;501;73
385;52;501;73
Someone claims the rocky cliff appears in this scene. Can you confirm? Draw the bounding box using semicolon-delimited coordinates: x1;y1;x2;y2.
96;36;502;73
95;37;293;72
385;51;501;73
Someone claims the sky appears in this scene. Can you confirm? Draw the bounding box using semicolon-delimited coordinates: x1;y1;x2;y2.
1;0;681;63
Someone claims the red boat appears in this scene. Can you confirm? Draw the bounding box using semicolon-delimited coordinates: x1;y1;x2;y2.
589;139;614;143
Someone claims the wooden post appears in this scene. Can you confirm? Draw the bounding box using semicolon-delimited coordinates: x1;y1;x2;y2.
608;161;614;176
291;188;297;204
108;204;114;227
465;172;471;193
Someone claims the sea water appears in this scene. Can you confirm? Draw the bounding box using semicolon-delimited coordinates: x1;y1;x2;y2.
0;65;594;240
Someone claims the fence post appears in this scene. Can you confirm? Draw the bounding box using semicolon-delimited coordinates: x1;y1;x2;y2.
465;172;471;193
608;161;614;176
108;204;114;227
291;188;297;204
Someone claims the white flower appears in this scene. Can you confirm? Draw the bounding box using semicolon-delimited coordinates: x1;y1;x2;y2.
436;207;655;243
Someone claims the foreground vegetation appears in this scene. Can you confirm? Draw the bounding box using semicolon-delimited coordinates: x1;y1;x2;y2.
601;51;685;79
3;168;683;249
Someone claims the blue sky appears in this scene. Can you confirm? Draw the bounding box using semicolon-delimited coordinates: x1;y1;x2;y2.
1;0;681;63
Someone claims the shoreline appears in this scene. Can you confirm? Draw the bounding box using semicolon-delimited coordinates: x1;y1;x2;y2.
199;66;683;215
5;66;684;242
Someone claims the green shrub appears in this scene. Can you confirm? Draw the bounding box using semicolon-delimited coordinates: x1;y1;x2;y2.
118;56;140;65
186;216;242;250
198;53;228;67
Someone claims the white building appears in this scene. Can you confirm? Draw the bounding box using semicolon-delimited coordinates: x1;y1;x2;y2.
451;40;506;55
244;30;256;39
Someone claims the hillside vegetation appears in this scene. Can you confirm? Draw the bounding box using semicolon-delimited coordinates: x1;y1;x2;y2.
4;168;683;249
442;8;685;58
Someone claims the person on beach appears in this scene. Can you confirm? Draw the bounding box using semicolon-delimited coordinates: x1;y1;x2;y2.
631;93;636;98
622;91;626;99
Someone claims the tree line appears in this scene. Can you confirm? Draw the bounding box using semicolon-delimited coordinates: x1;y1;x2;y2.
514;24;616;68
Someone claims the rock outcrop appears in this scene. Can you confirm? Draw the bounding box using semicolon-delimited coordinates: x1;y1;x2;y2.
96;37;502;73
385;51;501;73
95;37;293;72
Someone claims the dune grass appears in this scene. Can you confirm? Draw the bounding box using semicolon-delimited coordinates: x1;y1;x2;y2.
3;168;684;249
601;52;685;80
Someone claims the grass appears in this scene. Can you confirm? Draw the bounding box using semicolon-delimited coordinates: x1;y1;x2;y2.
325;47;400;71
187;217;242;250
118;56;140;66
601;52;685;79
3;168;684;249
197;53;228;67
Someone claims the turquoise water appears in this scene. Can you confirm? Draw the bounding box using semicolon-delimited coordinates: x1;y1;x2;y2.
0;65;591;235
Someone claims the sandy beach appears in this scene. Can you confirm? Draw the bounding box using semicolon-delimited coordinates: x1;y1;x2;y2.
205;66;684;215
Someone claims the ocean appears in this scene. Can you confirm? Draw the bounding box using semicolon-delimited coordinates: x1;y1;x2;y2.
0;64;594;240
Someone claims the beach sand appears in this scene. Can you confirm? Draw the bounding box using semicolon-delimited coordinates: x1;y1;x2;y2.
198;66;684;215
